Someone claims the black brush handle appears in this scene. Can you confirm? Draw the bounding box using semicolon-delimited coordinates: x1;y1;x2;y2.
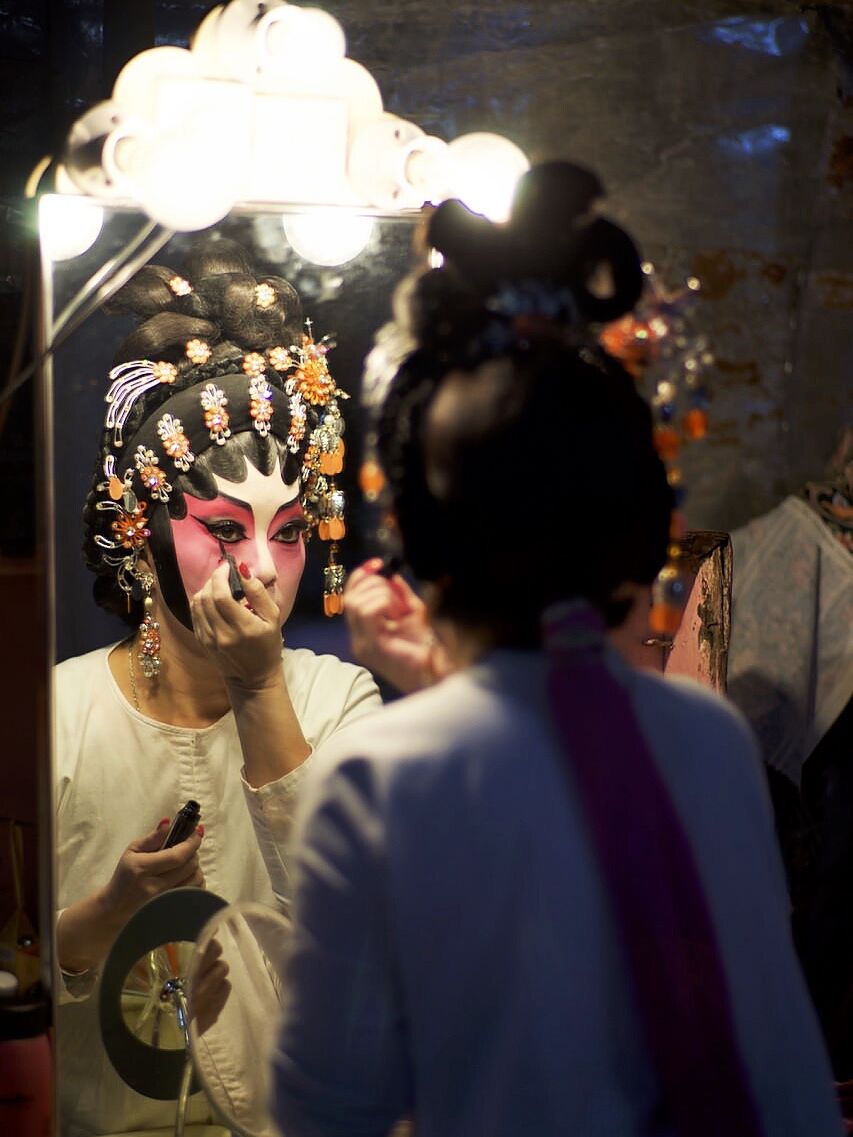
161;800;201;849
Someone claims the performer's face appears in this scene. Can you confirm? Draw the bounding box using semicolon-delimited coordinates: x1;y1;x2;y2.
169;458;307;627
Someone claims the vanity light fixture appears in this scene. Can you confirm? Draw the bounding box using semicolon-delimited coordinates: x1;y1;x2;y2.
53;0;530;263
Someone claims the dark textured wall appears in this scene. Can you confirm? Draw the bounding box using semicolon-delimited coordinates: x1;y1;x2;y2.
1;0;851;535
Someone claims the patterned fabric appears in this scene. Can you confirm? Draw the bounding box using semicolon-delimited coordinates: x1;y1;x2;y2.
802;429;853;554
729;496;853;785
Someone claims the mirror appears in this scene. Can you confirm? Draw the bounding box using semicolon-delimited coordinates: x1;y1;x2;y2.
99;889;281;1136
99;893;410;1137
122;941;197;1050
42;202;420;1137
99;888;228;1109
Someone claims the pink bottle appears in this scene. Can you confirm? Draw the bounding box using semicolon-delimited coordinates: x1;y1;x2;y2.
0;971;53;1137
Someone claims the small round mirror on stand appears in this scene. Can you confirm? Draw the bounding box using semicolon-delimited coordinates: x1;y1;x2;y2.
99;888;290;1137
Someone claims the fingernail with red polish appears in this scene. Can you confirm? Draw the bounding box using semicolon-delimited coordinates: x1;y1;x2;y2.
238;562;251;579
158;817;171;828
197;823;205;837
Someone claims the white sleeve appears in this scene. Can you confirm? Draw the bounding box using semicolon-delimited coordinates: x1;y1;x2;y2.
242;763;309;909
244;653;384;907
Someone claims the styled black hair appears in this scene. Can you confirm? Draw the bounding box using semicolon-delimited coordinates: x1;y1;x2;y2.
374;161;672;645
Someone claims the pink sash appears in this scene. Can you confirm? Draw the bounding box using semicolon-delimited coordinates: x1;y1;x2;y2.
543;600;764;1136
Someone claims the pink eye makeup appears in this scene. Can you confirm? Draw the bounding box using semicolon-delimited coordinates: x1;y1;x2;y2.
169;462;308;624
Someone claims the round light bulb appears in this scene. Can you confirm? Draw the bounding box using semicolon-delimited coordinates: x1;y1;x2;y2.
188;2;226;69
447;132;530;221
129;113;240;231
63;100;148;199
283;211;374;266
113;46;199;124
261;6;346;82
53;164;79;194
194;0;290;82
403;135;452;205
39;194;104;261
335;58;383;130
348;114;432;209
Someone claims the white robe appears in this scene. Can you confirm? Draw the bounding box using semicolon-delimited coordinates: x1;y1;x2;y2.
52;642;382;1137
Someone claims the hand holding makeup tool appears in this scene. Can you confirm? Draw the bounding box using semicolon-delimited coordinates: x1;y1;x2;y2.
160;801;201;850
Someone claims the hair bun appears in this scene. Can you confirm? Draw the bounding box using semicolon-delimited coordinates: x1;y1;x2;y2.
427;200;516;289
423;160;643;325
101;264;186;317
187;238;254;279
509;160;604;234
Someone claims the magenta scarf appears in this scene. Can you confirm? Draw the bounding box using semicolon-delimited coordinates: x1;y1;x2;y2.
542;600;764;1136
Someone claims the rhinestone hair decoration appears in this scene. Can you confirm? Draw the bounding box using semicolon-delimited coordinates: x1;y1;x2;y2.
94;323;349;613
104;360;177;449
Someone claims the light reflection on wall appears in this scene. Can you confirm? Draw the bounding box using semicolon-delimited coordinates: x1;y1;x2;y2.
704;16;810;58
717;125;792;157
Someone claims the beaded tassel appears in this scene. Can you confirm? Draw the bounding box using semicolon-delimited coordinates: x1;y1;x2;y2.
323;546;345;616
138;593;161;679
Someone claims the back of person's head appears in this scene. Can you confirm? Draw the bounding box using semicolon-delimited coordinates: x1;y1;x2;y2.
374;161;672;645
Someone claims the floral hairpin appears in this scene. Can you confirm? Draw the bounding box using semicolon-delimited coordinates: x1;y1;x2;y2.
249;375;273;437
186;338;211;365
255;283;276;309
242;352;266;378
200;383;231;446
134;445;172;502
157;413;195;471
268;346;291;371
287;392;307;453
598;264;713;637
294;329;346;482
168;276;192;297
94;456;152;596
105;360;178;449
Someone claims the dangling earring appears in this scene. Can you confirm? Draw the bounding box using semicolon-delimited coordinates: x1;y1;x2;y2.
323;543;345;616
137;572;161;679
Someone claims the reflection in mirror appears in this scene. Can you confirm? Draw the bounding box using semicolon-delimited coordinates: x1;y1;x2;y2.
123;940;196;1050
45;205;417;661
43;206;418;1137
188;902;291;1137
